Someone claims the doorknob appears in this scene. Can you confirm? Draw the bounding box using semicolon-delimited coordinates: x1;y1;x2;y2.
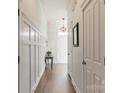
82;60;86;65
68;53;70;55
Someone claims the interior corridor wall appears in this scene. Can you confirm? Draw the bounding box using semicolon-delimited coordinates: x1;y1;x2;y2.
67;0;85;93
47;22;58;63
19;0;47;93
47;22;68;64
57;34;68;63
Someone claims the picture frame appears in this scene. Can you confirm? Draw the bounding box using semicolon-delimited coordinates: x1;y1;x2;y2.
73;23;79;47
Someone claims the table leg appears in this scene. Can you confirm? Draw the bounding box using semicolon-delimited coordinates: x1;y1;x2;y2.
45;58;46;65
51;58;53;69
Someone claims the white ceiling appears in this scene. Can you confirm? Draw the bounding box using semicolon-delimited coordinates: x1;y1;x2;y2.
41;0;67;23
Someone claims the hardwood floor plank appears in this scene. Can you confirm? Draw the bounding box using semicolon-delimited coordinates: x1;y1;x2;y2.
35;63;76;93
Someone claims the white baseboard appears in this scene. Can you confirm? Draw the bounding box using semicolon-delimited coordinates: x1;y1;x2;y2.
31;65;45;93
70;75;81;93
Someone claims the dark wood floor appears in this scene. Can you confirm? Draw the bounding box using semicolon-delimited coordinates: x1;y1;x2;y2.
35;63;76;93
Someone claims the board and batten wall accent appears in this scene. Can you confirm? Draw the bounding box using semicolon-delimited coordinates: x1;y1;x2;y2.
19;0;47;93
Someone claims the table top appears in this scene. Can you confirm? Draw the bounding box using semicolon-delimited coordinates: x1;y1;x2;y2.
45;56;53;58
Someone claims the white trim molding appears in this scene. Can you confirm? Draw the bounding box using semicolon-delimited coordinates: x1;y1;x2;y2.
71;76;81;93
31;65;45;93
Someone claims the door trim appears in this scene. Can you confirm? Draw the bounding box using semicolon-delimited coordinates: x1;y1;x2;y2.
80;0;91;9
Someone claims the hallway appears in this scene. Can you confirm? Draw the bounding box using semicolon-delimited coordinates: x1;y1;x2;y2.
35;64;76;93
19;0;105;93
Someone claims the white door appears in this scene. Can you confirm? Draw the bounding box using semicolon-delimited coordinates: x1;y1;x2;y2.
82;0;105;93
19;19;31;93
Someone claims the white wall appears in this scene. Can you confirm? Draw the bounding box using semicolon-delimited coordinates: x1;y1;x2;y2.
20;0;45;32
47;22;58;63
19;0;48;93
47;19;68;64
67;0;85;93
57;34;68;63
